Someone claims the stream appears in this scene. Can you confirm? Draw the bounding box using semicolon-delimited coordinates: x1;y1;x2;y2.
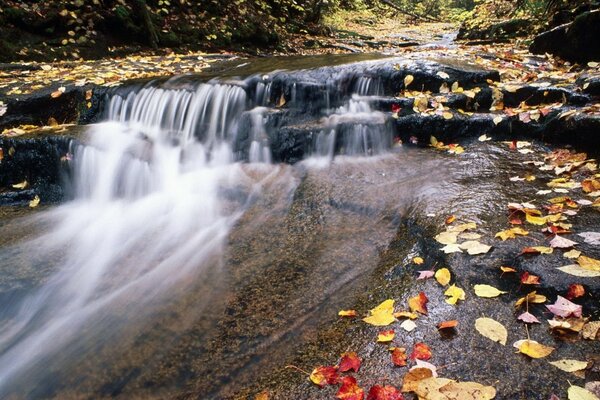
0;54;598;399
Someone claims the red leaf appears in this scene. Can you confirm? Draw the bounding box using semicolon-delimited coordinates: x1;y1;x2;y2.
410;342;432;361
520;272;540;285
309;366;339;387
437;320;458;330
339;352;361;373
337;376;365;400
408;292;428;315
391;104;401;113
366;385;404;400
390;347;407;367
566;284;585;300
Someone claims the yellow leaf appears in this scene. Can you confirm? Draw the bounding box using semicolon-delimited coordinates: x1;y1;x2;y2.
459;240;491;255
558;264;600;277
475;317;507;345
413;257;424;265
363;299;395;326
447;222;477;233
377;330;395;342
338;309;357;317
29;195;40;208
435;268;451;286
548;359;588;373
442;111;453;120
495;227;529;241
568;385;599;400
12;180;28;189
513;339;554;358
404;74;414;88
435;231;457;245
474;284;507;298
577;255;600;271
444;284;465;305
416;378;496;400
564;249;582;259
515;291;547;308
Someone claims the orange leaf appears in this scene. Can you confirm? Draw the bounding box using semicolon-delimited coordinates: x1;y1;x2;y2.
377;330;395;343
366;385;404;400
500;266;516;273
438;320;458;330
401;368;433;392
337;376;365;400
408;292;428;315
390;347;407;367
310;366;339;387
520;272;540;285
410;342;432;361
339;352;361;373
566;284;585;300
255;390;269;400
445;215;456;224
339;310;358;317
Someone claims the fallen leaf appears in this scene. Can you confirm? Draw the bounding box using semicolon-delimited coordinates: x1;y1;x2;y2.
337;376;364;400
413;257;424;265
517;312;540;324
404;75;414;88
475;317;507;345
521;246;553;255
441;244;462;253
435;231;458;245
495;227;529;241
400;319;417;332
413;359;438;376
435;268;451;286
583;321;600;340
255;390;269;400
339;352;361;373
500;266;517;273
310;366;339;387
417;270;434;280
546;295;582;318
391;347;408;367
459;240;491;255
366;384;403;400
564;249;582;259
401;368;433;393
550;236;578;249
558;264;600;277
474;284;507;298
566;284;585;300
515;291;547;308
548;317;586;333
568;385;599;400
479;134;492;141
415;378;496;400
410;342;432;361
363;299;396;326
377;330;395;343
29;195;40;208
578;232;600;245
339;310;357;317
436;71;450;80
444;285;465;305
408;292;428;315
445;215;456;224
513;339;554;358
578;255;600;271
12;180;28;189
520;272;540;285
438;320;458;330
549;359;588;373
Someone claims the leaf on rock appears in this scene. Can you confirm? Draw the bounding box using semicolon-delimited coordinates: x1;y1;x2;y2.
310;366;339;387
475;317;507;345
435;231;458;245
29;195;40;208
558;265;600;277
474;284;507;298
415;378;496;400
564;249;582;259
495;227;529;241
408;292;428;315
582;321;600;340
366;384;404;400
546;295;582;318
410;342;432;361
435;268;451;286
500;266;517;273
363;299;396;326
578;256;600;271
377;330;395;343
549;359;589;373
339;310;358;317
400;319;417;332
337;376;364;400
578;232;600;245
401;368;433;393
566;284;585;300
12;180;28;189
568;385;600;400
444;285;465;305
513;339;554;358
438;320;458;330
517;312;540;324
521;246;553;255
413;257;424;265
459;240;491;255
515;291;547;308
339;352;361;373
441;244;462;253
404;75;414;88
520;272;541;285
550;236;578;249
417;270;435;280
391;347;408;367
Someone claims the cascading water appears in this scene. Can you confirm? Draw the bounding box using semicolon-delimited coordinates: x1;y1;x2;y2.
0;60;400;398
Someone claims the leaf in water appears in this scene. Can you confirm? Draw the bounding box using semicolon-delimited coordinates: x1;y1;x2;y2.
513;339;554;358
363;299;396;326
474;284;507;298
546;295;582;318
408;292;428;315
12;180;28;189
29;195;40;208
568;385;599;400
517;312;540;324
459;240;491;255
550;236;578;248
310;366;339;387
475;317;507;345
444;285;465;305
336;376;364;400
435;268;451;286
549;359;588;373
377;330;395;343
339;352;361;373
366;384;403;400
410;342;432;361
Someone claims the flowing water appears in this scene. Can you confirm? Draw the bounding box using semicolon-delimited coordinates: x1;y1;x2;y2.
0;55;557;399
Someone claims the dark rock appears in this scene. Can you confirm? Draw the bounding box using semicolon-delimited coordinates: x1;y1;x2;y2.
530;10;600;63
457;18;530;41
577;75;600;96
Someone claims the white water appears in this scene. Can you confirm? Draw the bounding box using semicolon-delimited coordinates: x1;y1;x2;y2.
0;83;258;395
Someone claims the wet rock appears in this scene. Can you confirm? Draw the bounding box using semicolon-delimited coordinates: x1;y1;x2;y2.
577;75;600;96
530;10;600;63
